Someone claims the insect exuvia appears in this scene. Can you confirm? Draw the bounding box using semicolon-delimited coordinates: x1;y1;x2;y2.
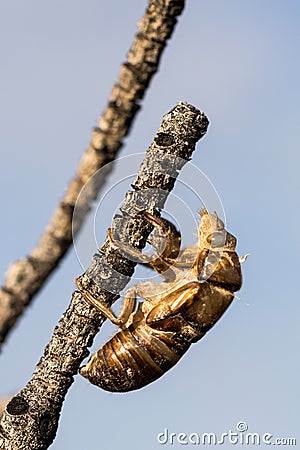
76;209;243;392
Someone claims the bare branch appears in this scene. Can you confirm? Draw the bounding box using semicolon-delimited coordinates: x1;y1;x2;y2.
0;0;186;348
0;103;208;450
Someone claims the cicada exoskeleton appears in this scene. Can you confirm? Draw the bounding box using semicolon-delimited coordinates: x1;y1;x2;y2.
76;209;243;392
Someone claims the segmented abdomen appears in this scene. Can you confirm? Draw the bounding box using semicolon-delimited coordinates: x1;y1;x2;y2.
80;324;188;392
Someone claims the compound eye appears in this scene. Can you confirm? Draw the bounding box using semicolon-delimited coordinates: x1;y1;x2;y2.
207;231;226;248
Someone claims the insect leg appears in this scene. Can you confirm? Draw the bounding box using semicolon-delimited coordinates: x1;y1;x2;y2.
146;281;201;328
107;228;153;264
108;213;182;280
76;277;136;327
143;212;181;275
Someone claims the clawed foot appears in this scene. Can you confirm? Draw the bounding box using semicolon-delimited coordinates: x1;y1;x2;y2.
107;211;181;278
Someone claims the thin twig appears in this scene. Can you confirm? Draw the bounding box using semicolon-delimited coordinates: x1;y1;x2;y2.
0;103;208;450
0;0;185;348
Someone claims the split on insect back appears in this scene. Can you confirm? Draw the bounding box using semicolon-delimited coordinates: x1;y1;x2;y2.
76;207;245;393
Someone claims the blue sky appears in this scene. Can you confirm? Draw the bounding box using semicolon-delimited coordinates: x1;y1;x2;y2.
0;1;299;449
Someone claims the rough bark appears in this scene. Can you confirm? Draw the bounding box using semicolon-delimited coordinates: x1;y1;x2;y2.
0;103;209;449
0;0;186;348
